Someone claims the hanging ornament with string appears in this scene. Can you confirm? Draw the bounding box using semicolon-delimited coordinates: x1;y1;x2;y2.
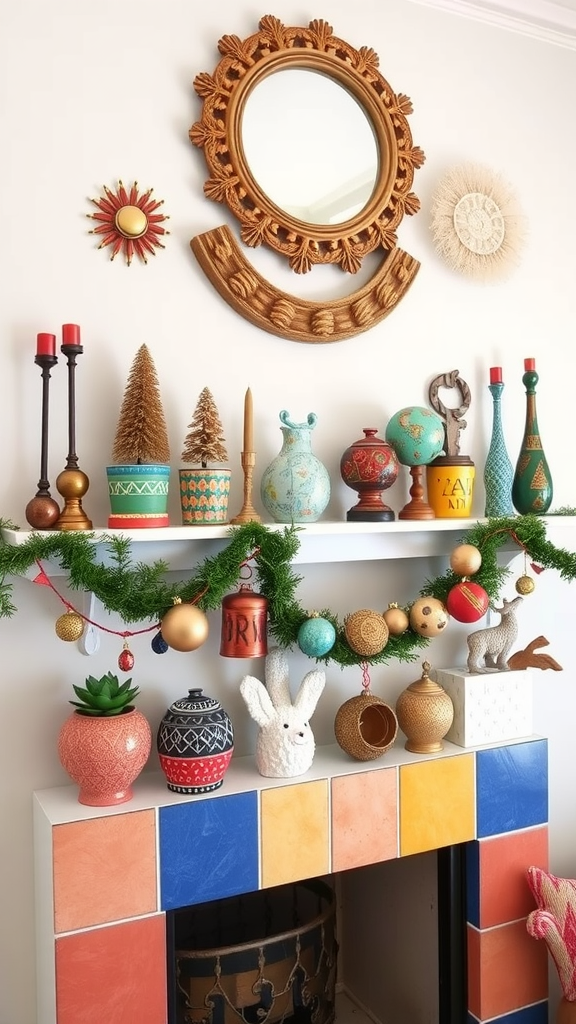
220;565;268;658
55;610;85;642
118;641;135;672
445;542;489;623
161;597;210;652
334;663;398;762
151;630;169;654
516;552;536;595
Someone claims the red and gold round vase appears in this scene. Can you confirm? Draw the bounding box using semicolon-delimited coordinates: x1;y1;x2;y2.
340;428;399;521
157;688;234;794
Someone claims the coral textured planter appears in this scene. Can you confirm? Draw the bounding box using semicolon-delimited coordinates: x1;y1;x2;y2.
57;708;152;806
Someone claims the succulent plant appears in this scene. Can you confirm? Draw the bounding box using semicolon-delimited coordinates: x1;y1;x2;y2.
70;672;140;717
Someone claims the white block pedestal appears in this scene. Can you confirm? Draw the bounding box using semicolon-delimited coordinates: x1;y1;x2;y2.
432;667;533;748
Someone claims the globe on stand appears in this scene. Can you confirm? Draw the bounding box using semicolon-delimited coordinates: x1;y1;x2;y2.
385;407;445;519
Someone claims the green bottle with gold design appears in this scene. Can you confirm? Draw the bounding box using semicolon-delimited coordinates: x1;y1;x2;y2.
512;358;553;514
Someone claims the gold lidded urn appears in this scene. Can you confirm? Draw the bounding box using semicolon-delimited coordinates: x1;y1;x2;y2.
395;661;454;753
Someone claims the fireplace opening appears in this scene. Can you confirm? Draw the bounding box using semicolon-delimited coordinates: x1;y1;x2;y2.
166;846;467;1024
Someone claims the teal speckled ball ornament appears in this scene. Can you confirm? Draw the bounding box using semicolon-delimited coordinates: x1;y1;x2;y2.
298;614;337;657
385;407;445;466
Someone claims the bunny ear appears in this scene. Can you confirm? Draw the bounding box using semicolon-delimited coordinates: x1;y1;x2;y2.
264;647;292;708
294;669;326;720
240;675;276;728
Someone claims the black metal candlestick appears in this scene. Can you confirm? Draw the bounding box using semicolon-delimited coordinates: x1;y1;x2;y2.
25;347;61;530
56;324;92;530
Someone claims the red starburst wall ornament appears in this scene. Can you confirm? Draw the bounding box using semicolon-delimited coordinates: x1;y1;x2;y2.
87;180;169;265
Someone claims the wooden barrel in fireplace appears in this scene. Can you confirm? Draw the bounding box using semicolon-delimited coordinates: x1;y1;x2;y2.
174;880;337;1024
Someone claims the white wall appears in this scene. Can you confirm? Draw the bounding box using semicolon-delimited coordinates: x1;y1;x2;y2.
1;2;575;1022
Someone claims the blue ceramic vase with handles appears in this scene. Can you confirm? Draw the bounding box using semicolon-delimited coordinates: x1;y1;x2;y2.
261;411;330;523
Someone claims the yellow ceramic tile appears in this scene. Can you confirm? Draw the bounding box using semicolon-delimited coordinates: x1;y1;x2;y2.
261;780;329;889
399;754;475;856
331;769;398;872
53;810;157;932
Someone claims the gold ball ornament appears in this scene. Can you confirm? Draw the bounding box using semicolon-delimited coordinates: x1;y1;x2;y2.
344;609;389;657
55;611;85;642
382;603;409;637
450;544;482;577
161;599;209;652
409;597;449;637
516;574;535;595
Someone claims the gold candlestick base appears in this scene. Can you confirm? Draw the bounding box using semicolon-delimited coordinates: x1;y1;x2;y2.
55;468;93;531
230;451;261;524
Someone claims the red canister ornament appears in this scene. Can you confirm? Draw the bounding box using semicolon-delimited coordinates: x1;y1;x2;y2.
220;584;268;658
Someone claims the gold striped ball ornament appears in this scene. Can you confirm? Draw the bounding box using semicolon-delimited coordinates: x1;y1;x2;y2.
55;611;85;642
446;581;489;623
161;598;209;652
344;609;389;656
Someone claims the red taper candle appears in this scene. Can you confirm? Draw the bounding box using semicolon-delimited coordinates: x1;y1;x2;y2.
524;358;536;371
36;333;56;358
489;366;503;384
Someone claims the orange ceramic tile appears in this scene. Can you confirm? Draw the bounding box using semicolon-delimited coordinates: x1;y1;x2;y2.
399;754;475;856
331;769;398;872
53;809;157;932
261;780;329;889
467;920;548;1020
478;826;549;928
55;915;166;1024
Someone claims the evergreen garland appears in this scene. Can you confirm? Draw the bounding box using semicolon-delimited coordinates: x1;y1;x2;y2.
1;513;575;668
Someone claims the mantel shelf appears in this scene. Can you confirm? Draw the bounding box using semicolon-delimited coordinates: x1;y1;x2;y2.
3;516;576;571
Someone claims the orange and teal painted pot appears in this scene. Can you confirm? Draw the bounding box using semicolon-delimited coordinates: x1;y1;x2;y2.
179;468;231;525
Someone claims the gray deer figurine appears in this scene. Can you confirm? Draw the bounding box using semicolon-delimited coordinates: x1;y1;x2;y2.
466;596;523;674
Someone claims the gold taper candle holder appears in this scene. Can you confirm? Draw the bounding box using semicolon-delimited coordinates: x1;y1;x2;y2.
230;451;261;524
56;325;92;530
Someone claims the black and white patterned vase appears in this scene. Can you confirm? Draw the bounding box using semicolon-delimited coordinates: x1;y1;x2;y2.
157;688;234;794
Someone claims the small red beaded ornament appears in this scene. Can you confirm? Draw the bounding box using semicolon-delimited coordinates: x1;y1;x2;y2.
118;642;135;672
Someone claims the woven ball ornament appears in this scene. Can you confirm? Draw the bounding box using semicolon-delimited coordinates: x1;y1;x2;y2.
344;609;389;657
383;604;409;637
160;599;209;652
409;597;448;637
449;544;482;577
297;614;336;658
446;581;490;623
55;611;85;642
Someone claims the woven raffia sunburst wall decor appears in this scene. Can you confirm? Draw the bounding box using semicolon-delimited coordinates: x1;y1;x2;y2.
430;163;528;283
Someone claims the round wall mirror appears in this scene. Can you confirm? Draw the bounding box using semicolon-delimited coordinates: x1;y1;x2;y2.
241;69;379;226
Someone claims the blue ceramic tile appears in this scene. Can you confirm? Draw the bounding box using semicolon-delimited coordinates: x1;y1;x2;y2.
467;1000;548;1023
159;791;259;910
465;840;480;928
476;740;548;838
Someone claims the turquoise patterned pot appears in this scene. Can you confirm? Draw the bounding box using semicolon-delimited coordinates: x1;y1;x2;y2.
261;411;330;523
106;464;170;528
179;468;231;524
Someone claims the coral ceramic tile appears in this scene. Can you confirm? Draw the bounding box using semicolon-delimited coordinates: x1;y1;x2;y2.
466;826;549;929
399;754;475;856
53;810;157;932
476;740;548;838
261;780;329;888
331;769;398;871
467;919;548;1020
159;792;258;910
55;915;166;1024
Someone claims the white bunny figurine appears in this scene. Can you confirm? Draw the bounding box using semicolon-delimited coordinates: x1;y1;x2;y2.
240;647;326;778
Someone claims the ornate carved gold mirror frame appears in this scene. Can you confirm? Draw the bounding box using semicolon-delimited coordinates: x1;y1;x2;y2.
190;16;425;344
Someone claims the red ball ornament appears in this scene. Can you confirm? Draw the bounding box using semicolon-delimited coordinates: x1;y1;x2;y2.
118;644;135;672
446;581;490;623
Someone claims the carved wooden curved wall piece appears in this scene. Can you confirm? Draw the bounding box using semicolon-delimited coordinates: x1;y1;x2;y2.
189;16;425;343
191;225;420;345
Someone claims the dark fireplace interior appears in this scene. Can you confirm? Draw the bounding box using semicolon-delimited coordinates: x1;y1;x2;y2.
166;846;467;1024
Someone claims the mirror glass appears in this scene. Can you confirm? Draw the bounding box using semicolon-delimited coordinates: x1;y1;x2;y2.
241;69;379;225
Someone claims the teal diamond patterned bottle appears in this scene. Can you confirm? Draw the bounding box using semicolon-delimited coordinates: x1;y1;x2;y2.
484;369;514;517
